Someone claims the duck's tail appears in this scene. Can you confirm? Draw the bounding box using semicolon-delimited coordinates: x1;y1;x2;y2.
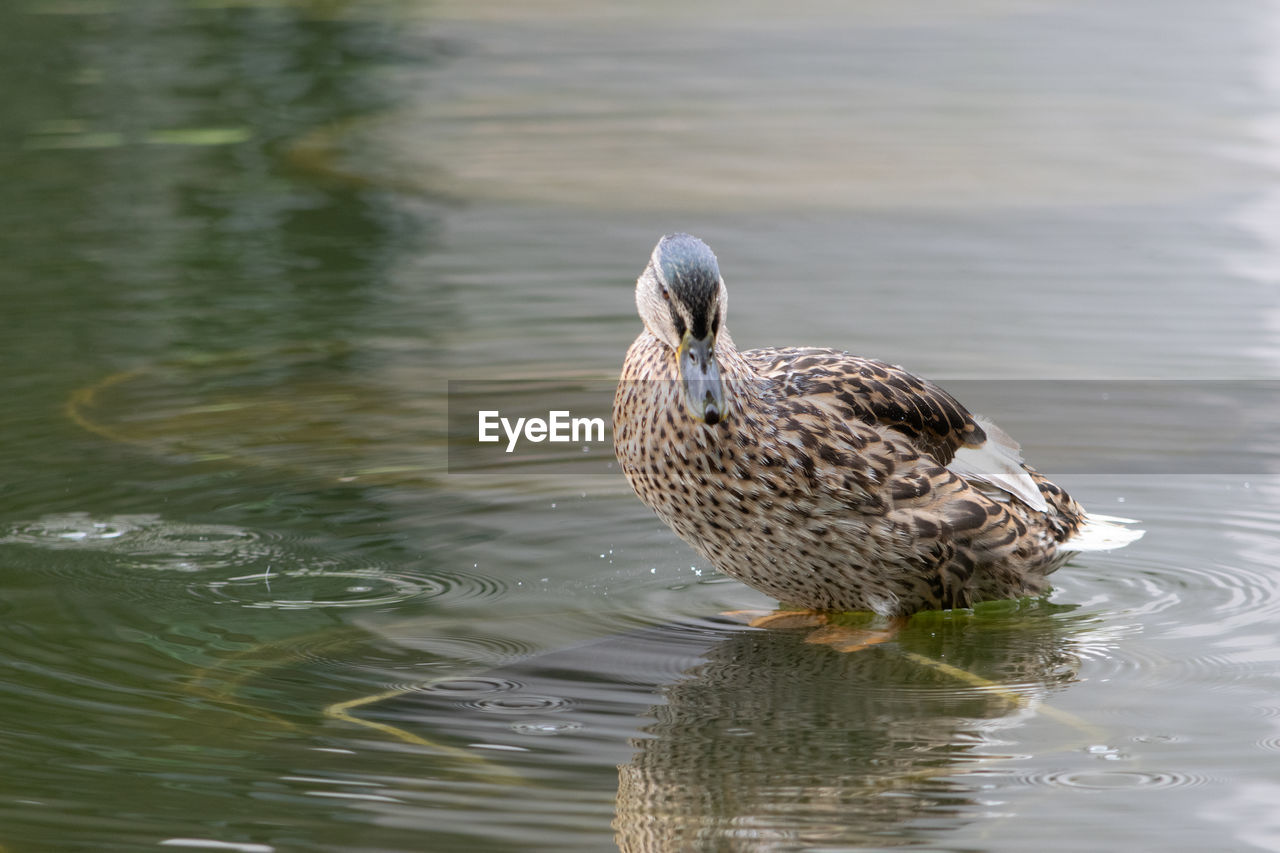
1065;513;1145;552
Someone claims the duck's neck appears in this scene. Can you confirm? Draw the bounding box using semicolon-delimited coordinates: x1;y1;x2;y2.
715;333;767;417
714;329;753;378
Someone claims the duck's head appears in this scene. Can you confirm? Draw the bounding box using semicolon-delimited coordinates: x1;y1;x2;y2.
635;233;730;426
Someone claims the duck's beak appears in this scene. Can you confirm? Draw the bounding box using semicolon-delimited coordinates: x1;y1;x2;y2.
677;330;726;426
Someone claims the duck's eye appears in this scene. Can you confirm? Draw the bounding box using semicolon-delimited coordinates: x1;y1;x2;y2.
660;287;670;300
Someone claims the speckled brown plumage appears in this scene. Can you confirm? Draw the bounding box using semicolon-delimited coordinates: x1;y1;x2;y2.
613;233;1141;617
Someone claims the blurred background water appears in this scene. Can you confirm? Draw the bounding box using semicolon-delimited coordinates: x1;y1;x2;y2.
4;0;1280;850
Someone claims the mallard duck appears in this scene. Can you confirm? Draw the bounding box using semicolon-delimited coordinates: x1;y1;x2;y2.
613;233;1142;618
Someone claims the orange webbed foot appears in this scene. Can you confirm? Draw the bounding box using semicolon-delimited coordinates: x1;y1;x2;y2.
722;608;831;629
723;609;909;651
802;617;907;653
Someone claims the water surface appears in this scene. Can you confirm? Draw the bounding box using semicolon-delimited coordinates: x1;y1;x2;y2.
3;1;1280;850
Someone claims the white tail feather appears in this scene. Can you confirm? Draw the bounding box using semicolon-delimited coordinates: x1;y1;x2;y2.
947;415;1048;512
942;415;1145;553
1066;513;1145;552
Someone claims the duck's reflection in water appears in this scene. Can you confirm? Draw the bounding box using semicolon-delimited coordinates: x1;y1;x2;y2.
615;607;1079;850
352;604;1080;850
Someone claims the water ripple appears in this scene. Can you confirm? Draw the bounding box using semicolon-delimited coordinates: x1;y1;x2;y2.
509;720;584;736
2;512;508;613
1;512;271;572
1011;769;1210;791
467;695;575;715
191;567;445;610
1056;487;1280;691
382;635;542;668
416;677;524;696
1258;735;1280;752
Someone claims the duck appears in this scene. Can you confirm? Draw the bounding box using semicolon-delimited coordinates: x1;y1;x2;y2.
613;233;1143;620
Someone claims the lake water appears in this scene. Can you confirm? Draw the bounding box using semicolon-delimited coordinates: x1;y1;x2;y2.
4;1;1280;850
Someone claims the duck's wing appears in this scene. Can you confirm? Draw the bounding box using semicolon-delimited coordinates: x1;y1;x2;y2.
744;347;1048;512
744;347;981;461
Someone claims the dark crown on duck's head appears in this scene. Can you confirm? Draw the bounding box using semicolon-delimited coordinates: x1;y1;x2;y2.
651;233;722;340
